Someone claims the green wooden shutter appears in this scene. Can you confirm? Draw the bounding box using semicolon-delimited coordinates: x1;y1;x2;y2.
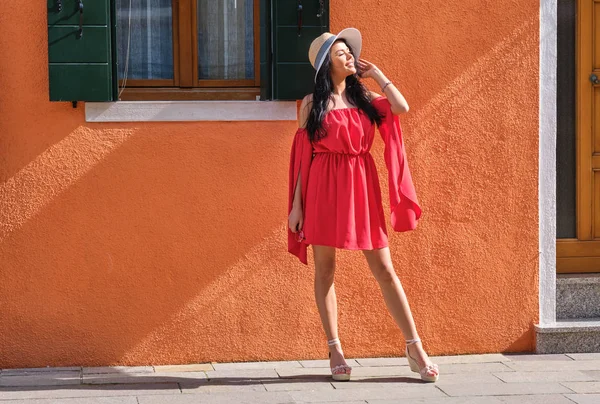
272;0;329;100
47;0;117;102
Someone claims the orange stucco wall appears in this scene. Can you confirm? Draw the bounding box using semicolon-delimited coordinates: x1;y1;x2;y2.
0;1;539;367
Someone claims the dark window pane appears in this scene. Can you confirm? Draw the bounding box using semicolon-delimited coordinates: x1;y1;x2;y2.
557;0;577;238
116;0;174;80
197;0;255;80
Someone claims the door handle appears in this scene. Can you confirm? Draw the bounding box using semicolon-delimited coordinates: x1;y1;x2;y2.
56;0;62;12
317;0;325;32
590;73;600;85
317;0;324;17
77;0;84;39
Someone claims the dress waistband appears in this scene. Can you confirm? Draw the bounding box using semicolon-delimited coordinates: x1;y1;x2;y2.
313;150;371;156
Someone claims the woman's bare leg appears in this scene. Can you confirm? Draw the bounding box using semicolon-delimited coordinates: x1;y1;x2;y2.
363;247;437;373
312;245;349;370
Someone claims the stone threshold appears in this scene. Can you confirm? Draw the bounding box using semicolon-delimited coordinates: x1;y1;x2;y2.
558;273;600;285
536;319;600;333
536;319;600;353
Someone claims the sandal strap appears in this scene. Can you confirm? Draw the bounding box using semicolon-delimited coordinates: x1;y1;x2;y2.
422;364;439;376
327;338;341;347
328;338;350;375
331;364;352;373
406;338;421;346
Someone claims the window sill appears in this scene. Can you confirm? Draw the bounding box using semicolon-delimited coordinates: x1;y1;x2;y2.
117;87;262;101
85;100;298;122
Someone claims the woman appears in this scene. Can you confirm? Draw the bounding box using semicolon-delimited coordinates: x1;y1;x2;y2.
287;28;439;383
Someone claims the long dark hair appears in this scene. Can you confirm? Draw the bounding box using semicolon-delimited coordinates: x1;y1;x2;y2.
306;40;383;143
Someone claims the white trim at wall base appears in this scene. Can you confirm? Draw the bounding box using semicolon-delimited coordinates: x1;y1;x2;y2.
539;0;557;326
85;101;298;122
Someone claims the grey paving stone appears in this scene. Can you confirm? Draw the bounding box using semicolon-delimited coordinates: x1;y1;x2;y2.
300;359;360;368
493;370;594;383
0;372;81;387
353;357;406;367
139;391;296;404
561;381;600;393
310;402;367;404
430;373;504;385
584;370;600;380
1;367;81;375
502;354;574;361
288;385;445;402
330;376;425;389
280;365;415;379
350;366;415;378
297;402;367;404
179;380;268;394
565;394;600;404
359;354;503;370
367;398;503;404
437;382;573;397
369;398;575;404
505;360;600;372
0;398;138;404
205;369;280;379
154;363;214;372
329;373;501;389
567;353;600;360
82;371;207;385
82;366;154;375
493;396;577;404
276;368;333;378
429;354;507;364
438;362;514;374
212;361;303;370
262;379;335;392
0;383;180;400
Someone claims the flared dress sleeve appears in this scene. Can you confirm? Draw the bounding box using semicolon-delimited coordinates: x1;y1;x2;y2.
372;97;422;232
288;128;313;264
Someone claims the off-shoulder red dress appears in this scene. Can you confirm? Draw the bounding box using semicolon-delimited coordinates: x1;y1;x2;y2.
288;96;421;265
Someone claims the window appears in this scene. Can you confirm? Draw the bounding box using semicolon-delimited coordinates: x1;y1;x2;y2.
116;0;260;100
46;0;330;104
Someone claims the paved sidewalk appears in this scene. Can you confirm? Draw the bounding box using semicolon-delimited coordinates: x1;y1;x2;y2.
1;353;600;403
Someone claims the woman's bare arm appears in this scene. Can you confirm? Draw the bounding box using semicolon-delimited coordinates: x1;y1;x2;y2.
357;59;409;115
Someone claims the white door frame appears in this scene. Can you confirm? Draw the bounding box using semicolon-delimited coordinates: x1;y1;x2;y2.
539;0;557;326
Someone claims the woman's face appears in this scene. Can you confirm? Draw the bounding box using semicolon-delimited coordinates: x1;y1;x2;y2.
328;40;356;78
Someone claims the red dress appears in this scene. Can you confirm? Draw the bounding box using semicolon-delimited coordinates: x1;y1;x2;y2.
288;96;421;265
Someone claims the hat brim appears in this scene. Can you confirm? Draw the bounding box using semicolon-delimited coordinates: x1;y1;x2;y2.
314;28;362;83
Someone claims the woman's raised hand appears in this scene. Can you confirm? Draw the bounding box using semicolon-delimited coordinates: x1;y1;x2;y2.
357;58;382;79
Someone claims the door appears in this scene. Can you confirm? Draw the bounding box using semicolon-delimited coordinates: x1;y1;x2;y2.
558;0;600;273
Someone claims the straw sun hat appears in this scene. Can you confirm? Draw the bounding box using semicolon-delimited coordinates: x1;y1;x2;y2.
308;28;362;82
